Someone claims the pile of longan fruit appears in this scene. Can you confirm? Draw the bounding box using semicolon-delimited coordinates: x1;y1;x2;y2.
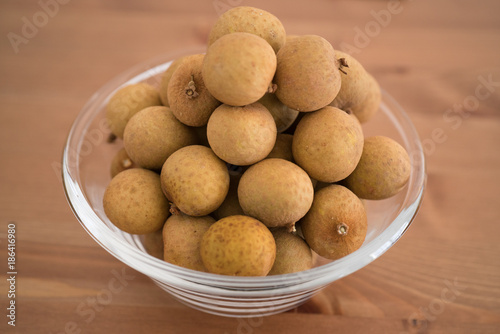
103;6;411;276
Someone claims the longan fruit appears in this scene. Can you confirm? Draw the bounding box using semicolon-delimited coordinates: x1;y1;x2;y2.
200;215;276;276
274;35;341;112
103;168;169;234
350;73;381;123
106;83;161;138
162;213;215;272
268;228;313;275
238;158;314;229
208;6;286;53
159;55;188;107
207;102;277;166
202;32;277;107
292;106;364;183
160;145;230;216
330;50;371;111
123;106;198;170
344;136;411;200
167;54;221;127
301;184;367;260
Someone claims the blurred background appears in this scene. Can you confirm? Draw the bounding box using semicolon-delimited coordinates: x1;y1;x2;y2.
0;0;499;333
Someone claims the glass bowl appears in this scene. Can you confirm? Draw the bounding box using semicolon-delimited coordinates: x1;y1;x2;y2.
62;47;426;318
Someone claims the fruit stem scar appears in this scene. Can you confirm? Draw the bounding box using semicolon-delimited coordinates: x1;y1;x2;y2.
169;202;181;215
337;222;349;236
267;83;278;94
286;223;296;233
338;57;349;75
122;158;132;168
185;75;199;99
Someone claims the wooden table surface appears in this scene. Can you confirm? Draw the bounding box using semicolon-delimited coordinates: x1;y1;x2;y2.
1;0;499;333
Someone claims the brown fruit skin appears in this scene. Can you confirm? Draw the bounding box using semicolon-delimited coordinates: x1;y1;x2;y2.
274;35;341;112
350;73;381;123
202;32;277;107
106;83;161;138
208;6;286;53
110;147;137;178
330;50;371;111
207;103;277;166
123;106;198;170
200;215;276;276
160;145;229;216
292;106;364;183
301;184;367;260
103;168;169;234
268;228;313;275
258;93;299;133
162;214;215;272
344;136;411;200
266;133;293;161
213;174;245;220
167;54;221;127
143;227;164;260
238;158;314;228
159;56;188;107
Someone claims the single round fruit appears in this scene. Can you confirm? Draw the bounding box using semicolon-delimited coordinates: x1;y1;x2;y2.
292;106;364;183
202;32;277;106
207;103;277;166
274;35;341;112
200;215;276;276
208;6;286;53
123;106;198;170
106;83;161;138
350;73;381;123
143;227;164;259
160;145;229;216
167;54;221;127
238;158;314;229
330;50;371;111
159;55;188;107
301;184;367;260
162;213;215;271
268;228;313;275
266;133;293;161
110;147;137;178
103;168;169;234
258;93;299;133
344;136;411;199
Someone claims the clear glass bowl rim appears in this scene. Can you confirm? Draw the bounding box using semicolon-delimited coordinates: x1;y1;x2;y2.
62;47;426;298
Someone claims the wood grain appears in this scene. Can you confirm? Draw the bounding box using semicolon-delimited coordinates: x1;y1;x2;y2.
1;0;499;333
